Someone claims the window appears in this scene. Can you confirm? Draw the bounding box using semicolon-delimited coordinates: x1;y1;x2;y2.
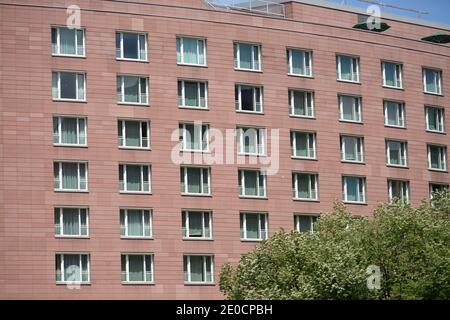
384;101;405;128
120;209;152;238
54;208;88;237
235;85;263;113
115;31;147;61
237;127;265;156
339;95;362;122
176;37;206;66
234;42;261;71
183;255;214;284
423;68;442;95
238;169;266;198
425;107;445;133
430;183;449;198
294;215;318;233
51;27;85;56
178;80;207;109
382;62;403;88
121;254;153;283
289;89;314;118
428;145;448;171
116;75;148;105
337;55;360;82
180;167;211;195
342;176;366;203
291;131;316;159
388;180;410;203
54;161;88;191
292;172;318;201
52;71;86;101
240;212;268;241
56;253;90;283
287;48;312;77
386;140;408;167
179;123;209;152
53;116;87;146
182;211;212;239
118;120;149;149
119;164;151;193
341;135;364;163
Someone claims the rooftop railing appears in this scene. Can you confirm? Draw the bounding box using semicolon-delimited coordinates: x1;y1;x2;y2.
204;0;285;18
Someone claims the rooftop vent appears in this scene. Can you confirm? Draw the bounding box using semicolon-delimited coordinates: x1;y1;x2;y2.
421;32;450;44
204;0;285;18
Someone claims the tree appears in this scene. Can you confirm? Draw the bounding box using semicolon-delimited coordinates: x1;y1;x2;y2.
220;193;450;300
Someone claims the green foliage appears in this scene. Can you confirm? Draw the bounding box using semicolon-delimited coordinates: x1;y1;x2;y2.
220;194;450;300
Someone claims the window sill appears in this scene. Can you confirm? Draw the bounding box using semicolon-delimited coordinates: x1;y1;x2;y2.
54;190;89;193
424;91;444;97
117;102;149;107
120;236;153;240
234;68;262;73
177;63;208;68
54;144;88;148
386;164;409;169
181;193;212;197
339;120;364;125
239;195;268;200
343;201;368;206
382;85;404;91
426;130;446;135
52;54;86;59
289;115;316;120
119;147;151;151
341;160;365;165
240;238;265;242
121;282;155;285
182;237;214;241
235;110;264;115
119;191;152;195
428;168;449;173
55;235;89;239
56;282;91;286
184;282;216;286
53;99;87;103
178;106;209;111
384;125;407;129
288;73;313;79
293;198;320;202
180;149;211;154
291;156;317;161
116;58;148;63
237;153;267;157
337;79;361;85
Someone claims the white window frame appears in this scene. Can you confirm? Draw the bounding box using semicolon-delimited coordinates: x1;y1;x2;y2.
423;68;442;95
427;144;448;171
294;215;318;233
182;210;213;240
51;26;85;57
238;169;267;198
342;176;366;204
118;119;150;149
291;131;317;160
184;255;214;284
292;172;319;201
287;48;312;77
386;140;408;167
52;71;86;102
234;42;261;71
382;61;403;89
388;179;410;203
117;75;149;105
240;212;268;241
116;31;148;61
425;106;445;133
119;163;152;193
384;100;405;128
121;254;154;284
178;80;208;109
53;116;87;146
181;166;211;196
237;127;266;156
54;207;89;238
337;55;360;83
120;208;153;239
340;135;364;163
339;95;362;123
55;253;90;284
289;89;314;118
235;84;263;113
179;123;210;152
176;36;207;66
429;183;449;199
54;161;88;192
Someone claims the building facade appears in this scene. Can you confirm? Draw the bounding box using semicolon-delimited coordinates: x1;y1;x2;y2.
0;0;449;299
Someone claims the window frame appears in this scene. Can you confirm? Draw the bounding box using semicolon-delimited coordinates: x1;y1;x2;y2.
54;161;88;192
178;79;208;109
176;36;207;67
342;176;367;204
429;183;449;198
291;131;317;160
237;126;266;156
119;163;152;194
183;255;214;284
287;48;313;77
386;140;408;167
121;253;154;284
238;169;267;198
294;214;318;233
289;89;314;118
53;115;87;147
55;253;90;284
180;166;211;196
233;42;262;72
340;135;364;163
382;61;403;89
182;210;213;240
240;212;268;241
120;208;153;239
54;207;89;238
118;119;150;150
384;100;405;128
339;95;362;123
115;31;148;62
388;179;410;203
423;67;443;95
51;26;86;57
116;75;149;105
427;144;448;172
292;172;319;201
235;84;263;113
179;122;210;153
336;54;360;83
425;106;445;133
52;70;86;102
